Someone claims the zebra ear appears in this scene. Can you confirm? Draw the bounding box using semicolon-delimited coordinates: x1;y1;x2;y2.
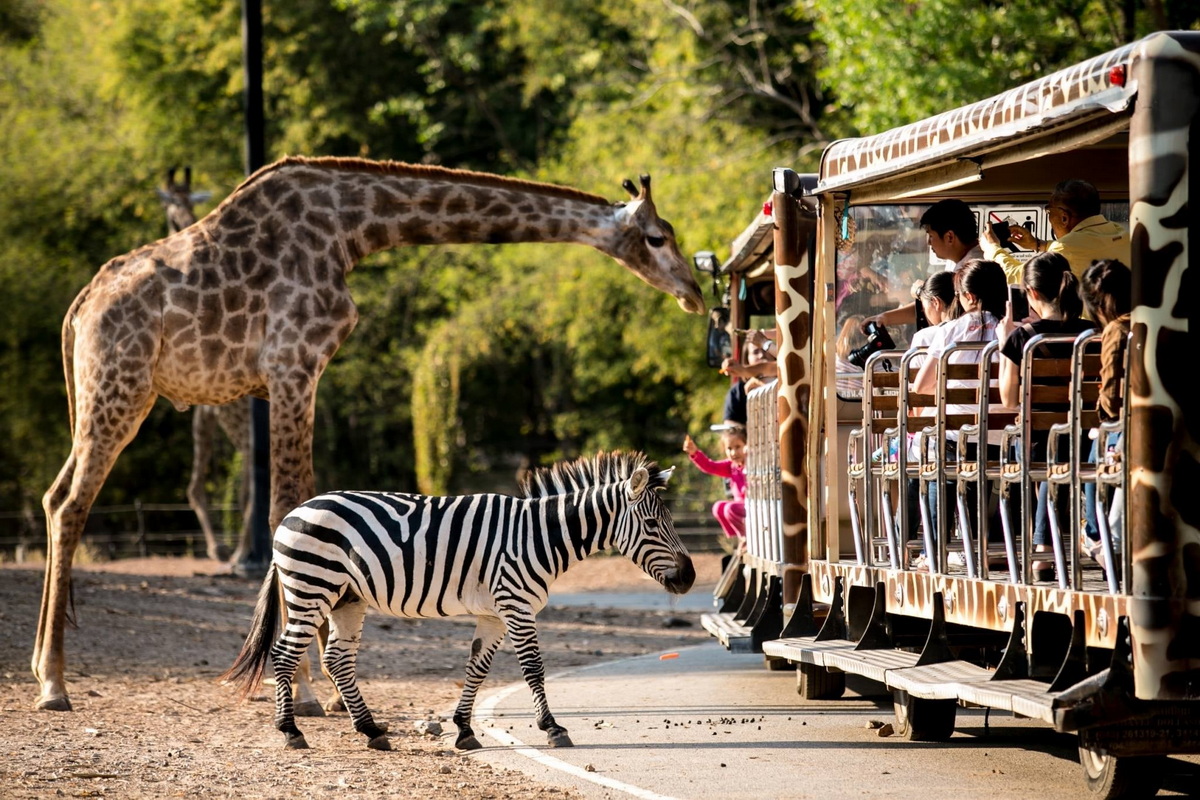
653;466;675;490
627;467;650;501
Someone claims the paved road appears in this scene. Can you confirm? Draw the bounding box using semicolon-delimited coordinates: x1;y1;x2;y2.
467;642;1200;799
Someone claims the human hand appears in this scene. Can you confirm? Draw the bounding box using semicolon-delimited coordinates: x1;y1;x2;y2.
745;329;770;350
859;314;881;334
982;224;999;248
682;435;697;455
998;298;1017;344
1007;225;1036;250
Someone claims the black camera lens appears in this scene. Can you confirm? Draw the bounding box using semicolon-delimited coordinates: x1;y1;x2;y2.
848;322;895;368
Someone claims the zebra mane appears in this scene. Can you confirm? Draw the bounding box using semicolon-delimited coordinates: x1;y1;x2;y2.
518;451;668;499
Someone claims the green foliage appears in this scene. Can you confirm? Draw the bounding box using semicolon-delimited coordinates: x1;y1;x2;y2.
2;0;1184;535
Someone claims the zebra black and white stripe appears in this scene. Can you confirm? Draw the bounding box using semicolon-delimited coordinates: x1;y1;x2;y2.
223;450;694;751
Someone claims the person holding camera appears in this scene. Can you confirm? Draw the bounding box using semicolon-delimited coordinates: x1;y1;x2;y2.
860;199;983;334
981;179;1130;285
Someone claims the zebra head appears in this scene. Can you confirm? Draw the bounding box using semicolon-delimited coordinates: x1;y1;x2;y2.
616;464;695;594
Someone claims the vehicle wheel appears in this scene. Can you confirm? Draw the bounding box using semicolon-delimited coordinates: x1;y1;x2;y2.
796;662;845;699
1078;743;1166;799
892;689;955;741
764;655;796;671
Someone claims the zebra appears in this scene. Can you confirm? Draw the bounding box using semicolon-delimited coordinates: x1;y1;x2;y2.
222;450;695;751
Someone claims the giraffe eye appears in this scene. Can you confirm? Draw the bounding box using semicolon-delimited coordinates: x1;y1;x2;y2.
646;235;665;248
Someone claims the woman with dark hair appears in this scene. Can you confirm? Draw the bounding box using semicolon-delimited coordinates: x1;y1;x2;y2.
913;259;1007;395
997;251;1095;580
1079;259;1132;568
910;259;1008;565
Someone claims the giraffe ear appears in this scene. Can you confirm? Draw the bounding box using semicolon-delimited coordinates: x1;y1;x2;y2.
621;178;639;199
627;467;650;501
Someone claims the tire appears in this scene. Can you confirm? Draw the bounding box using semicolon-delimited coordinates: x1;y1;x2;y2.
764;655;796;671
892;689;955;741
796;662;845;699
1078;743;1167;799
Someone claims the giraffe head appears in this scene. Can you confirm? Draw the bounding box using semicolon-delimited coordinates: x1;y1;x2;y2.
611;175;705;314
155;166;212;235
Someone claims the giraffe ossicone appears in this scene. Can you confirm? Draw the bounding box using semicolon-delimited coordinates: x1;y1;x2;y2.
33;156;704;712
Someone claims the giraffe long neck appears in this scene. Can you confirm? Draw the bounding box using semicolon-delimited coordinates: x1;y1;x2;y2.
229;160;622;270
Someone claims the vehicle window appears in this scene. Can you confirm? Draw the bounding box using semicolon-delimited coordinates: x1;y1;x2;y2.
833;205;930;398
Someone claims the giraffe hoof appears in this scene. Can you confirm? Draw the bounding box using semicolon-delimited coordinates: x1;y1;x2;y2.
293;700;326;718
35;695;73;712
284;733;310;750
455;735;482;751
547;732;574;748
323;696;347;713
367;735;391;751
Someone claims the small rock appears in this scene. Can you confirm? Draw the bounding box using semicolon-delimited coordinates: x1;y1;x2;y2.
584;764;597;773
864;720;885;730
438;765;452;774
414;720;443;737
877;723;894;737
86;690;102;698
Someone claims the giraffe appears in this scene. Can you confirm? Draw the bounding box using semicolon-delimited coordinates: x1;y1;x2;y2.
34;155;705;711
157;167;254;563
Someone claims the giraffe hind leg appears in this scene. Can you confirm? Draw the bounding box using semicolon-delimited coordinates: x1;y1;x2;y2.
453;616;506;750
323;601;389;750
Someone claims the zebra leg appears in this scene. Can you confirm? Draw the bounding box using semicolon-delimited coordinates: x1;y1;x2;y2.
503;609;572;748
453;616;506;750
323;601;390;751
271;611;328;749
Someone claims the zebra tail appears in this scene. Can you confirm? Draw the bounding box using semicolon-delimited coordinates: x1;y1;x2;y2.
220;563;280;698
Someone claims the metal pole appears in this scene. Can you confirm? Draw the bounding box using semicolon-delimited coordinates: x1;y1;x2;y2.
238;0;271;578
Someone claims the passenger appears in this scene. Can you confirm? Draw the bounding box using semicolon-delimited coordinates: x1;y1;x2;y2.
903;272;957;544
997;252;1095;580
861;199;983;332
683;428;747;540
911;260;1008;564
720;342;777;426
1079;259;1132;568
981;179;1130;285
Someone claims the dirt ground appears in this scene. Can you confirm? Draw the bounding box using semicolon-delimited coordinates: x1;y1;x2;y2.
0;552;723;799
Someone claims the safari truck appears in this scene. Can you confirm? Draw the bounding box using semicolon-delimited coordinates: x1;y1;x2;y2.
697;32;1199;798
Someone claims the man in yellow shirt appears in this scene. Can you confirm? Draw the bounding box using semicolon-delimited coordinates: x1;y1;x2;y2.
982;179;1130;284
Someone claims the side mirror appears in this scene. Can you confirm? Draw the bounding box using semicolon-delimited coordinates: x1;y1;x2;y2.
706;307;732;368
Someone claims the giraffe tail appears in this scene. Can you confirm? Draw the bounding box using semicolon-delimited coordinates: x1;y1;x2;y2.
220;563;280;698
60;284;91;437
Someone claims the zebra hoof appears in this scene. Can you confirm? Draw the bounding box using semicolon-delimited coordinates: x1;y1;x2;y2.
456;734;482;751
547;731;574;748
293;700;326;718
367;735;391;751
323;696;347;713
284;733;310;750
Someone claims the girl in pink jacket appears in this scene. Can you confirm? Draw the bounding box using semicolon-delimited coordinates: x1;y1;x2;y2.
683;427;747;538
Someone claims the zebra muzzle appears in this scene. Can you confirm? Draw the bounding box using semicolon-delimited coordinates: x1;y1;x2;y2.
664;553;696;594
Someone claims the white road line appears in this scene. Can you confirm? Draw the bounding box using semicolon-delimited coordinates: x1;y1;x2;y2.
475;657;685;800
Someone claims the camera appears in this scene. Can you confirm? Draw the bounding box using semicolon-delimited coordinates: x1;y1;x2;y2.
848;321;896;368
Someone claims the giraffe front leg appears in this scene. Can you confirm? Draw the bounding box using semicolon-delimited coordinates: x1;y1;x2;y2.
263;375;333;717
453;616;507;750
502;608;572;748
